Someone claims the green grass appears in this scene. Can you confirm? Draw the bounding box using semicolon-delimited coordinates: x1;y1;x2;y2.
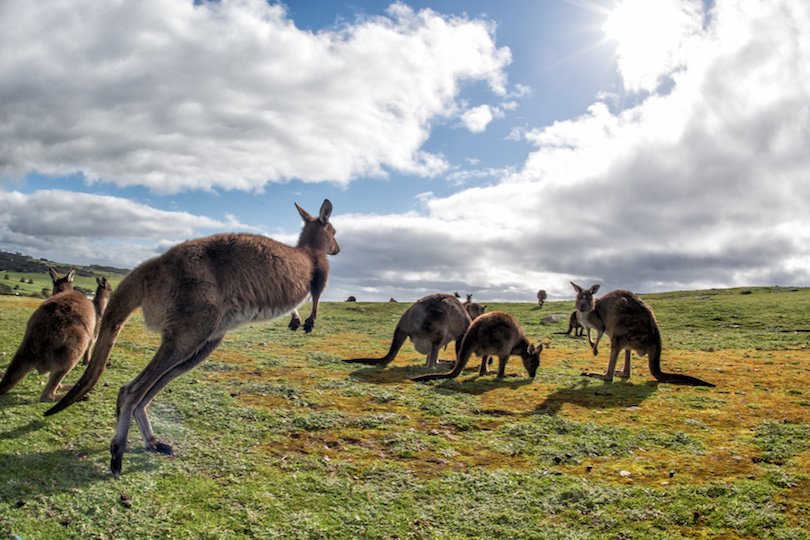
1;285;810;538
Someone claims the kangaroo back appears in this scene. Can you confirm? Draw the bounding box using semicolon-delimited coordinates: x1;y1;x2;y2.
44;269;145;416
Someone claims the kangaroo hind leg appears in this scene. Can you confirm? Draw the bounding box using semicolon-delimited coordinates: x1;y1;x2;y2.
110;330;220;478
0;354;34;396
615;349;632;379
582;337;621;382
40;368;71;402
133;337;223;456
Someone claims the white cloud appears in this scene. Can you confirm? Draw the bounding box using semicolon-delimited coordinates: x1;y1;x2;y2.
460;105;495;133
0;190;253;267
0;0;510;193
326;0;810;301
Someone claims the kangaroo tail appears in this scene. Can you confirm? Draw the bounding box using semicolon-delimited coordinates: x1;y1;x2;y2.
648;333;715;387
411;330;474;382
0;347;33;395
344;326;407;366
44;272;144;416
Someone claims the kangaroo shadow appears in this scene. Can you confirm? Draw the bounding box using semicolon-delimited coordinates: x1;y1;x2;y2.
534;379;659;416
427;375;535;396
0;447;155;500
347;363;455;385
0;418;46;439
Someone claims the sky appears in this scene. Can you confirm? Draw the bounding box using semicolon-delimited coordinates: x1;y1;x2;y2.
1;0;809;302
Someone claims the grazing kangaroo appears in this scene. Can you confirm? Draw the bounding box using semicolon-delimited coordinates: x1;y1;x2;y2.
45;200;339;478
344;293;471;368
0;269;110;401
412;311;542;381
537;289;547;308
571;282;714;386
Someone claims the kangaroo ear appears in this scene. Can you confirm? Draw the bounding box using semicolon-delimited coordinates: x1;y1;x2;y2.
538;343;544;352
295;202;313;222
589;284;601;294
318;199;333;224
570;281;583;294
48;266;59;281
66;268;76;282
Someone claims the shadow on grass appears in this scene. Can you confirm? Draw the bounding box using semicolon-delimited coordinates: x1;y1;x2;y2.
0;418;46;439
347;364;439;384
428;375;535;396
0;448;157;499
534;379;659;416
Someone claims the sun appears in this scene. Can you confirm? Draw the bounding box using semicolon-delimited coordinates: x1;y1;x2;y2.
602;0;702;92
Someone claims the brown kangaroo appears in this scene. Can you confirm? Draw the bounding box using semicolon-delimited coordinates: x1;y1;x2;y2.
45;200;339;478
84;277;113;364
563;311;584;336
411;311;542;381
344;293;471;368
537;289;547;308
465;302;486;319
571;282;714;386
1;270;111;401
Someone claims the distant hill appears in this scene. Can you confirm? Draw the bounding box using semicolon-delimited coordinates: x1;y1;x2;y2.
0;250;129;277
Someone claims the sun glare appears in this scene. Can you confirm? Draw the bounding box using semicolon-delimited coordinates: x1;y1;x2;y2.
603;0;702;92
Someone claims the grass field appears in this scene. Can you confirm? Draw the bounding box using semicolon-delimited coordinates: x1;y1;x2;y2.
1;286;809;538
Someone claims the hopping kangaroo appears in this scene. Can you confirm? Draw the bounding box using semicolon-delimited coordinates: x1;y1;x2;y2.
45;200;339;478
571;282;714;386
344;294;471;368
412;311;542;381
1;270;111;401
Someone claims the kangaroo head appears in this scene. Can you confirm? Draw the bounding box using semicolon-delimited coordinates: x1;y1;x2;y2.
571;281;600;312
96;276;113;297
523;342;543;378
295;199;340;256
49;266;76;295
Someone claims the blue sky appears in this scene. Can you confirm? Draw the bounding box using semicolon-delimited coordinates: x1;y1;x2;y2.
1;0;809;301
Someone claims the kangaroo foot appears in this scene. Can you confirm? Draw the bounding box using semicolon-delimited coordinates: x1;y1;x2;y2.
146;439;175;456
288;317;301;332
110;441;125;479
591;347;599;356
303;318;315;333
581;372;614;382
614;370;631;379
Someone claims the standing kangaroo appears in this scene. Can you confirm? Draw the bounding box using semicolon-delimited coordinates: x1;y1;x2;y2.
412;311;542;381
0;269;111;401
45;200;339;478
561;311;584;336
571;282;714;386
344;293;471;368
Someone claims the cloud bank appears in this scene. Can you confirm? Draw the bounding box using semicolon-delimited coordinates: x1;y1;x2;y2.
0;0;510;193
329;0;810;301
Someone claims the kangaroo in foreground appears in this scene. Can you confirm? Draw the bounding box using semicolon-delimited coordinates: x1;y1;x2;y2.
571;282;714;386
344;293;471;368
411;311;542;381
45;200;339;478
0;270;111;401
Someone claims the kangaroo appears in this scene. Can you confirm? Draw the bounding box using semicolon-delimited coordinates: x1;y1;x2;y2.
537;289;547;308
84;277;113;364
0;269;109;401
562;311;584;336
412;311;542;381
465;302;486;319
44;200;339;478
344;293;471;368
571;282;714;386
